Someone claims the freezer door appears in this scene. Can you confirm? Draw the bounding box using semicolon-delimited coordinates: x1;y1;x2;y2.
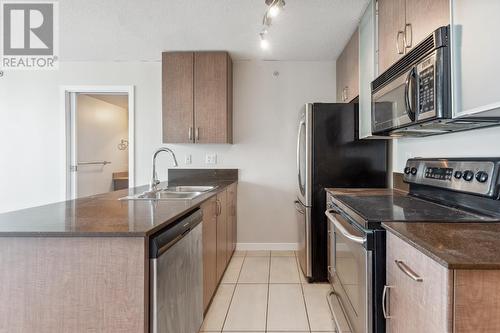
296;104;312;206
295;199;311;279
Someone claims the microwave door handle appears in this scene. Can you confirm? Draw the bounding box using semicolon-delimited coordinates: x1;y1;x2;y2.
404;68;416;122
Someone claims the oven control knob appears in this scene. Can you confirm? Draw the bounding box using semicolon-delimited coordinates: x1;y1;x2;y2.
404;167;411;175
410;167;418;175
476;171;489;183
463;170;474;182
454;171;463;179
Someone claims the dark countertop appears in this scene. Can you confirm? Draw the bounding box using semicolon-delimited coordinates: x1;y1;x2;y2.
326;188;500;270
383;222;500;270
0;180;236;237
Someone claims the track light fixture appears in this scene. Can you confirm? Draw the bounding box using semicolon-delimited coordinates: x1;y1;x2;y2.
259;0;285;51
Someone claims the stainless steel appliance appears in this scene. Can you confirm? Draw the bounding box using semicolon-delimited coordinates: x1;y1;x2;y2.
150;209;203;333
295;103;387;282
372;26;500;137
326;158;500;333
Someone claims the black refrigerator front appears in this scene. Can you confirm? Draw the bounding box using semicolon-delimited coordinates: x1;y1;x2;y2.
295;103;387;282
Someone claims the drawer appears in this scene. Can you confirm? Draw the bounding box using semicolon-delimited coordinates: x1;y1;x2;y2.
385;232;452;333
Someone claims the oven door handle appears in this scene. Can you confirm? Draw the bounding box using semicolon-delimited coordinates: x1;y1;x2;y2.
404;67;417;122
325;209;365;244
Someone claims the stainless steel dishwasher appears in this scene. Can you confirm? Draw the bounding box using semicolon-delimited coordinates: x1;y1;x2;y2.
150;209;203;333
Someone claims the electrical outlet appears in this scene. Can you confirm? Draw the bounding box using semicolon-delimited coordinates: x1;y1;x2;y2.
185;154;192;165
205;153;217;165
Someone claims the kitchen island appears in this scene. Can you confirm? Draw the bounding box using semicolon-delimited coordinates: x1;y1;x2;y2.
0;170;237;333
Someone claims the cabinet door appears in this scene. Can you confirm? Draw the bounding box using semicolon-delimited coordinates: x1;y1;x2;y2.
216;190;228;281
194;52;232;144
162;52;194;143
226;183;237;256
336;48;347;102
359;0;376;138
378;0;406;73
337;28;359;103
386;232;452;333
404;0;449;51
345;28;359;102
201;197;217;311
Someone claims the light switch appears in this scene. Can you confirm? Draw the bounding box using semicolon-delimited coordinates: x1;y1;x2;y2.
205;153;217;164
185;154;192;165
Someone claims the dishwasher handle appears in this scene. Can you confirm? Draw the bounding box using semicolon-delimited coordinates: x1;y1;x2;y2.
150;208;203;258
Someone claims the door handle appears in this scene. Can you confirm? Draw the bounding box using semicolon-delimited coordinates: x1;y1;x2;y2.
294;200;305;214
296;120;305;192
188;127;193;142
404;67;417;121
395;260;423;282
195;127;200;142
382;285;394;319
396;31;405;54
404;23;412;48
325;210;365;244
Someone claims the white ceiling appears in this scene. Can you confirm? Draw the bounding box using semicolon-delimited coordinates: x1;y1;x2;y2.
60;0;369;62
85;94;129;109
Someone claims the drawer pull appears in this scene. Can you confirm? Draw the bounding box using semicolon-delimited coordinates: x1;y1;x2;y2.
395;260;423;282
382;285;393;319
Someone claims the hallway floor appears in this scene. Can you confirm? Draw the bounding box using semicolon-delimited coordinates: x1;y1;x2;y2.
200;250;339;333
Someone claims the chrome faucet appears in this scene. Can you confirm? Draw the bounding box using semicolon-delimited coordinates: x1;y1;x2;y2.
149;147;178;192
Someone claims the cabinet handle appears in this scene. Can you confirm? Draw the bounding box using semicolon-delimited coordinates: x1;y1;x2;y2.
404;23;412;48
396;31;405;54
188;127;193;142
195;127;200;141
395;260;423;282
382;285;393;319
216;199;221;216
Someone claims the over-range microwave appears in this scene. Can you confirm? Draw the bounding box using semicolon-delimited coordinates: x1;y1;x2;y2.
371;26;500;137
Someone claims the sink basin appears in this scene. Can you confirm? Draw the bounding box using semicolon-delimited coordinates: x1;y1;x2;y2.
119;185;217;201
163;185;217;193
120;191;204;201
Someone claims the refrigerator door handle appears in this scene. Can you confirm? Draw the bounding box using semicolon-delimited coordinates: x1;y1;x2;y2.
296;120;305;194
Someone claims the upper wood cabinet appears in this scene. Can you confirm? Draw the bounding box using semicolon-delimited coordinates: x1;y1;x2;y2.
162;52;194;143
336;28;359;103
162;51;233;144
377;0;449;73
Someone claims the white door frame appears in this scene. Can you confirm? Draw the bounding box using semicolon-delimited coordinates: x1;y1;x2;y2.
61;85;135;200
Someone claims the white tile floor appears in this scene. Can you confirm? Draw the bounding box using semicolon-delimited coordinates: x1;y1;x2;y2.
200;250;337;333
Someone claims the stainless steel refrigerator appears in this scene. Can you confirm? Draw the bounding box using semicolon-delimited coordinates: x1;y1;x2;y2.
295;103;387;282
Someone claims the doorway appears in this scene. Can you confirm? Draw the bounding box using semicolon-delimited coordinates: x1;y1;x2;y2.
63;86;134;199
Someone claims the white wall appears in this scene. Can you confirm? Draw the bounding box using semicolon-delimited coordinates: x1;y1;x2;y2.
76;95;128;197
392;126;500;172
0;60;336;247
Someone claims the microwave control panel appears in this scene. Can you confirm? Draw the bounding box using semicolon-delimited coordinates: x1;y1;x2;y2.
417;55;436;114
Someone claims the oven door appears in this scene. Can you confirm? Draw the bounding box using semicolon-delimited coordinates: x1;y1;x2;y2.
326;208;372;333
372;66;418;134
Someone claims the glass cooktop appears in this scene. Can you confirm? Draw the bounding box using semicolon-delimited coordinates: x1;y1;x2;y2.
334;193;497;228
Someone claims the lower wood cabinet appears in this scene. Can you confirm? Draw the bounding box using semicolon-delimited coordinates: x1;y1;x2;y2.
385;232;500;333
202;183;238;311
201;197;218;311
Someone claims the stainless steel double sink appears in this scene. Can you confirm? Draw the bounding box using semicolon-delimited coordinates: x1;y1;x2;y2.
120;185;217;201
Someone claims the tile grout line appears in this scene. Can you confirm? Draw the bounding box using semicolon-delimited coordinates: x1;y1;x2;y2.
265;252;272;333
296;252;312;333
220;252;246;332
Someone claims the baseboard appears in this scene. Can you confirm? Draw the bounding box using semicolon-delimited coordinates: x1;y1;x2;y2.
236;243;299;251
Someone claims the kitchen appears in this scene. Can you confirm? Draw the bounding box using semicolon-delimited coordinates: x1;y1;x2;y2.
0;0;500;332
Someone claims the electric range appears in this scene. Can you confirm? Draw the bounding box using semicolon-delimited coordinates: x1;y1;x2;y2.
325;158;500;333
